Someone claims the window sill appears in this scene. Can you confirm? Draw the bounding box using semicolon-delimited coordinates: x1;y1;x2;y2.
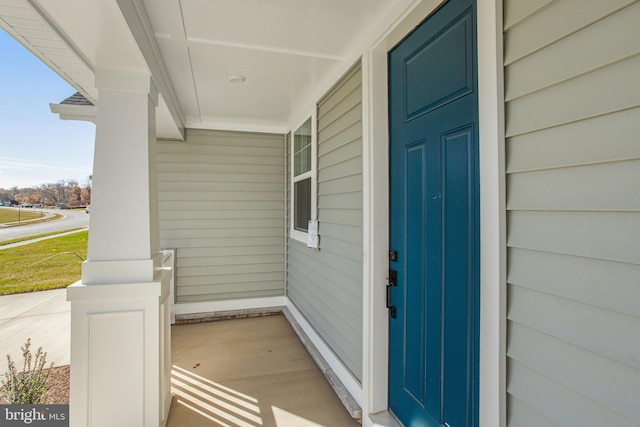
289;229;308;245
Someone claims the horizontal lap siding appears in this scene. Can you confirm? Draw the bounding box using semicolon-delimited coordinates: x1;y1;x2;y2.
504;1;640;425
157;129;285;303
286;64;364;382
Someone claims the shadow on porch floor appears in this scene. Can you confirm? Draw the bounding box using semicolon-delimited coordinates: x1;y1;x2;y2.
167;314;360;427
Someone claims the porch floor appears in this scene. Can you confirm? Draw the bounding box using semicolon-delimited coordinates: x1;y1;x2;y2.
167;314;360;427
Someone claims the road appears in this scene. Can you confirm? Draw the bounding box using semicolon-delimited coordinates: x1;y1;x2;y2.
0;208;89;242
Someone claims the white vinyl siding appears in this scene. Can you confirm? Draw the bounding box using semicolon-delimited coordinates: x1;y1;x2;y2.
286;63;363;381
504;1;640;426
157;129;285;303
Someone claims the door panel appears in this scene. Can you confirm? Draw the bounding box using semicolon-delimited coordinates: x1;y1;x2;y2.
404;140;427;405
442;125;475;427
404;11;474;120
388;0;479;426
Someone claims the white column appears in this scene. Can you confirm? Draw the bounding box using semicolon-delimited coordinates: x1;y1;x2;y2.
85;68;161;278
67;69;172;427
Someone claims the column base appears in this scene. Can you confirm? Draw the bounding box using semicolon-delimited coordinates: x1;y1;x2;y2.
67;276;171;427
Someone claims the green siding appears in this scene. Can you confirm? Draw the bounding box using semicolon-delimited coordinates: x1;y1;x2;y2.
286;63;364;382
504;1;640;425
157;129;285;303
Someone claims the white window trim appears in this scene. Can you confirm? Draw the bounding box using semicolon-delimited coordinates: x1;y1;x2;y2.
289;110;318;244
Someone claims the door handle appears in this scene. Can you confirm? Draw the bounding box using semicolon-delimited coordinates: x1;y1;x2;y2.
387;269;397;319
388;269;397;286
386;285;396;319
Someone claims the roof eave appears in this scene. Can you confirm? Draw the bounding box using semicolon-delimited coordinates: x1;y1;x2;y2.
49;103;97;123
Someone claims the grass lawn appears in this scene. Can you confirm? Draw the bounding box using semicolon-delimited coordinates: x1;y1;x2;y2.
0;231;88;295
0;228;85;246
0;208;43;224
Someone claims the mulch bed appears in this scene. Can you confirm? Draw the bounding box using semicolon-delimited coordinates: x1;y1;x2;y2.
0;365;70;404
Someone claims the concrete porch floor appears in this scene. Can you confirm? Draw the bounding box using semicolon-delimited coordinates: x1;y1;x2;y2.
167;314;361;427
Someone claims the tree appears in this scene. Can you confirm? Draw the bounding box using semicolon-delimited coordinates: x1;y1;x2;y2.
40;184;60;206
1;180;91;207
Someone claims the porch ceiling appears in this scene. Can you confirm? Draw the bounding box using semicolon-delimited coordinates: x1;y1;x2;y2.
145;0;391;132
0;0;400;137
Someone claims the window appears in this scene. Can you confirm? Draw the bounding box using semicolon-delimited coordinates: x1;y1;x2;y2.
290;115;316;242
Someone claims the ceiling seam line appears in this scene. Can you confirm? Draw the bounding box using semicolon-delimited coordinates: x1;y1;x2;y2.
156;37;347;61
186;46;202;122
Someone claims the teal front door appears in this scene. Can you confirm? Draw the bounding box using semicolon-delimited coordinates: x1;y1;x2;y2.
388;0;479;425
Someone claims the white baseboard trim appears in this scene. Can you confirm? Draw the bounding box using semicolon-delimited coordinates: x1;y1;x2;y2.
284;298;363;410
172;296;287;320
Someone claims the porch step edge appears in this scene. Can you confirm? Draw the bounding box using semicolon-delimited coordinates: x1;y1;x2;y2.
282;306;363;420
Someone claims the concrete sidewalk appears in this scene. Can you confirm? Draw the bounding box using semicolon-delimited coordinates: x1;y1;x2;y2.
0;289;70;375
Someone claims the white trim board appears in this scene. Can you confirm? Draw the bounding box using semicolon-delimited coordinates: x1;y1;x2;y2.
185;120;288;135
49;103;97;122
476;0;507;426
172;296;287;320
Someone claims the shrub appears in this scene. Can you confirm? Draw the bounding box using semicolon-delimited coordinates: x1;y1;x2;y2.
0;338;53;404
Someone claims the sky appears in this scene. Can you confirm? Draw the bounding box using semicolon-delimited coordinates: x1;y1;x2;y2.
0;29;95;190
